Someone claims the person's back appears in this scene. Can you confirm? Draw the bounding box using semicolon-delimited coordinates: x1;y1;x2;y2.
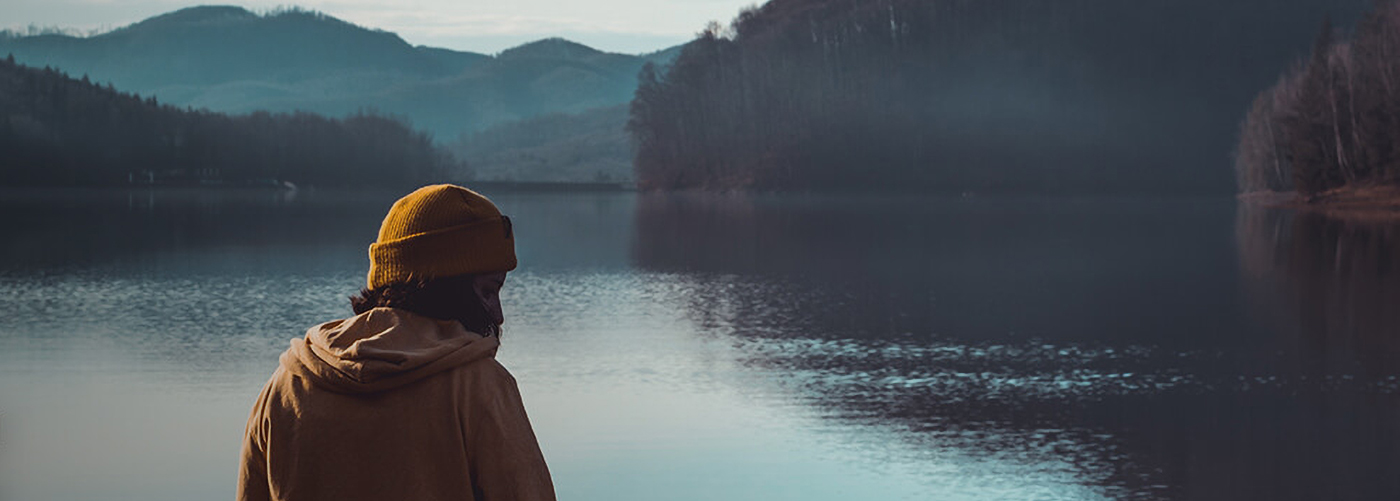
238;185;555;501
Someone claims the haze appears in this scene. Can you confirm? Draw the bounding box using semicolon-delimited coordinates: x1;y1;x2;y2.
0;0;754;54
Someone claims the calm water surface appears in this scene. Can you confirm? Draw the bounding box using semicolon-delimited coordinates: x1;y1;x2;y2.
0;189;1397;500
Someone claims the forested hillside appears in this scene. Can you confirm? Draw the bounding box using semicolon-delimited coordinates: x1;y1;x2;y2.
0;6;680;141
1236;1;1400;197
629;0;1364;193
451;105;632;183
0;56;458;187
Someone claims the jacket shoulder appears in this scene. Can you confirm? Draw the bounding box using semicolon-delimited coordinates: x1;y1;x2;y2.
454;356;518;386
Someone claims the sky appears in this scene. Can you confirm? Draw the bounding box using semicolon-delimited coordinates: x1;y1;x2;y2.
0;0;759;54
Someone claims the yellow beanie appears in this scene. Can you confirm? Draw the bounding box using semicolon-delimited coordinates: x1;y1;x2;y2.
367;184;517;289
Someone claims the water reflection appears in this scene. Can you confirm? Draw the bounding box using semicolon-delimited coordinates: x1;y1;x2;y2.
1230;206;1400;499
3;190;1399;500
632;194;1400;500
0;187;638;274
633;193;1253;346
1238;206;1400;376
0;187;384;274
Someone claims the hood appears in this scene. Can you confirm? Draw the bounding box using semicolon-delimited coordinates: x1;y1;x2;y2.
280;307;500;394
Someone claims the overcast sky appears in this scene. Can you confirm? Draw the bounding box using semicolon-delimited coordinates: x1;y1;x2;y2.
1;0;758;54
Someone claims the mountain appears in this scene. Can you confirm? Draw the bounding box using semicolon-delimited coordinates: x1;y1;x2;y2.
1;7;481;88
0;6;677;142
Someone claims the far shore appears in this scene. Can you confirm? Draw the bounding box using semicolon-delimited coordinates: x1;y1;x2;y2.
1240;185;1400;221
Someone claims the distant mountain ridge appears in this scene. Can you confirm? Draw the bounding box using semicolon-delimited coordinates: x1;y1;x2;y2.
2;6;480;87
0;5;681;141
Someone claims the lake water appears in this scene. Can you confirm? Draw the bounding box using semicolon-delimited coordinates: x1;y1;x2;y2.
1;189;1397;500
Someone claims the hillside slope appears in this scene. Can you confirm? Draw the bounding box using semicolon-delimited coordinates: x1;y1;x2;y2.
0;55;458;187
0;6;674;141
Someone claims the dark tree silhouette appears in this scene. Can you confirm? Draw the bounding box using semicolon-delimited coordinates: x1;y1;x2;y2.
631;0;1362;193
0;56;461;187
1237;1;1400;196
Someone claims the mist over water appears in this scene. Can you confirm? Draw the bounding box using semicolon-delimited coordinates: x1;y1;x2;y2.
1;189;1397;500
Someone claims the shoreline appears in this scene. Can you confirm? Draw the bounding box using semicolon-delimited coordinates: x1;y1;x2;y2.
1239;185;1400;221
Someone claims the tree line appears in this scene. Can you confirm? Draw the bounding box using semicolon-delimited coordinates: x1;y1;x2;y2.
629;0;1359;192
1236;1;1400;197
628;0;969;191
0;54;462;187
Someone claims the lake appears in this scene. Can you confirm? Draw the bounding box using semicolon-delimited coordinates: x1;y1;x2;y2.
1;188;1397;500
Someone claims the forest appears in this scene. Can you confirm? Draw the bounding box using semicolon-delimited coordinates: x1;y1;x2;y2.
0;55;459;187
629;0;1360;192
450;105;632;183
1236;1;1400;197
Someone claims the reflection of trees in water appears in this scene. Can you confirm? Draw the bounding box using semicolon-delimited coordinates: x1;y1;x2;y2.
1;190;643;384
0;188;383;272
3;189;642;273
1228;206;1400;499
1237;205;1400;376
632;193;1245;345
632;195;1400;500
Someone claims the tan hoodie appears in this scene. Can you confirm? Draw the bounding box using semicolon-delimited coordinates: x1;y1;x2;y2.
238;307;555;501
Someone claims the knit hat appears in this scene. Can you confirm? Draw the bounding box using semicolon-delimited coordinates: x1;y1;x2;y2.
367;184;516;289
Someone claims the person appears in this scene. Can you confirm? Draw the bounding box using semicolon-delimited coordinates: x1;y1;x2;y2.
238;184;555;501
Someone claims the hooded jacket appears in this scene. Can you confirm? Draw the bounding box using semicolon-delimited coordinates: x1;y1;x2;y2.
238;307;555;501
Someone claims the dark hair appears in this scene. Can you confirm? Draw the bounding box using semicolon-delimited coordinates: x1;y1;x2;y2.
350;274;500;337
